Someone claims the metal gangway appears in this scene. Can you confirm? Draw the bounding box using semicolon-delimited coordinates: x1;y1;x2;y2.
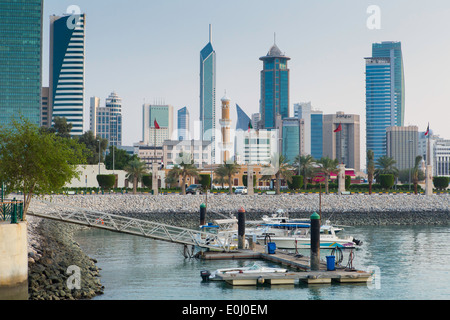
28;199;236;253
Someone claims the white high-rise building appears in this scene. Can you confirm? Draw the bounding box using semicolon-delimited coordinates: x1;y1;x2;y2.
90;92;122;147
142;104;174;147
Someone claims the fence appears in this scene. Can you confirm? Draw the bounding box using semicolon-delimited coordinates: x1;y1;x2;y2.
0;199;24;223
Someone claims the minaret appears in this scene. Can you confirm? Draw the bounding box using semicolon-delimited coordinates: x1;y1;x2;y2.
219;93;232;163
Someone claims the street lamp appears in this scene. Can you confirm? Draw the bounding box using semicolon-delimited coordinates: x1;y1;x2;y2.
408;140;413;190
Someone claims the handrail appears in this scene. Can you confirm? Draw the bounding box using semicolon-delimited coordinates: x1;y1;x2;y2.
0;199;24;224
28;199;237;252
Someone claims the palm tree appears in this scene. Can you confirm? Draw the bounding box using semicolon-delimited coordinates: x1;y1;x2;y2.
213;165;227;189
367;150;375;195
412;155;423;194
167;162;199;195
261;154;294;195
293;154;315;190
316;157;339;194
375;155;399;180
215;161;240;194
124;159;148;194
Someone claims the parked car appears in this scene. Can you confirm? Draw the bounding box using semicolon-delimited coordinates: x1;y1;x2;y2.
186;184;203;194
234;186;248;195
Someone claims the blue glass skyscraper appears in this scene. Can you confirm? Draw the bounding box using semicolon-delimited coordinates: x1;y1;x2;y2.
49;13;86;135
177;106;189;141
260;41;290;129
235;104;251;131
0;0;42;127
365;41;405;162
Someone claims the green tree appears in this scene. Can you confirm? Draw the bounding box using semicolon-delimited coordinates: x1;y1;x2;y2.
379;174;395;190
213;165;227;189
142;174;152;189
96;174;116;190
124;159;148;194
293;154;315;190
316;157;339;194
367;150;375;195
261;154;294;195
198;174;211;191
76;130;108;165
53;116;73;138
412;155;424;194
215;162;240;195
433;176;450;191
0;117;86;218
167;153;199;195
375;155;399;180
287;175;303;190
105;145;138;170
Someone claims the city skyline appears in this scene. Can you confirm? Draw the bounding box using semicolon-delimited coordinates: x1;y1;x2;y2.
41;1;450;168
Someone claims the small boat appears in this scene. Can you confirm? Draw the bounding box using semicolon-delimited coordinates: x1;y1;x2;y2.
260;227;362;250
202;262;288;281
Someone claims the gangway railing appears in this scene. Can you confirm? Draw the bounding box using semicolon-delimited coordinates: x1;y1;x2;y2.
28;199;236;252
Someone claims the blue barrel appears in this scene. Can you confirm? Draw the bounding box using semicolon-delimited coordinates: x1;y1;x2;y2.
326;255;336;271
267;242;276;254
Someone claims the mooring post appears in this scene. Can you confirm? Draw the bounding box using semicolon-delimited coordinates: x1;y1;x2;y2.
200;203;206;226
310;212;321;271
238;207;246;249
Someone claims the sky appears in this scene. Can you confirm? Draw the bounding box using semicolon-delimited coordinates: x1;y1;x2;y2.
43;0;450;168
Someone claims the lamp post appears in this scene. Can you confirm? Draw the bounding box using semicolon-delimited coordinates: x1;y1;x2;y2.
408;140;413;190
98;139;101;175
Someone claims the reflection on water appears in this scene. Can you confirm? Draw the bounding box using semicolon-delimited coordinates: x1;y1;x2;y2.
74;225;450;300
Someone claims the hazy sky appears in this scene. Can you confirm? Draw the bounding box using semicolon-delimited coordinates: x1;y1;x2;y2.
43;0;450;166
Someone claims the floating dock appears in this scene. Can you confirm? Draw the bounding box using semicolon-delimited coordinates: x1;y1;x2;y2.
199;244;373;286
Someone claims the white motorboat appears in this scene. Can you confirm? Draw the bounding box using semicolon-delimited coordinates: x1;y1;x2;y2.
259;227;361;250
204;262;288;281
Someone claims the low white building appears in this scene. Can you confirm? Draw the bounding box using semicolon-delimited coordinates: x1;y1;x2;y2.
65;164;166;189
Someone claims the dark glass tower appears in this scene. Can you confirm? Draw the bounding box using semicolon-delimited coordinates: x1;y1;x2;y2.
259;42;290;129
235;104;251;131
0;0;43;127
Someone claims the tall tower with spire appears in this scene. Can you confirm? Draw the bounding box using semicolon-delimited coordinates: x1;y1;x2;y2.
200;24;216;163
259;36;290;129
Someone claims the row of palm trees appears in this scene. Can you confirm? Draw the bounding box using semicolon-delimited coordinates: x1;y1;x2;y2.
123;150;423;195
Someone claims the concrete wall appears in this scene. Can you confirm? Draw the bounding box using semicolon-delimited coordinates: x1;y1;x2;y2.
0;222;28;287
66;164;128;188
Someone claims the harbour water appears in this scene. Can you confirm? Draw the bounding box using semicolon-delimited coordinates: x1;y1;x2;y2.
74;225;450;300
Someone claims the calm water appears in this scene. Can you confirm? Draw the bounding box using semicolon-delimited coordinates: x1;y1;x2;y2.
74;225;450;300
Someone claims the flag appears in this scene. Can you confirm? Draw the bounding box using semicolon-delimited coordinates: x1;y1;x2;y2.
425;123;429;136
248;120;253;132
154;119;160;129
334;123;342;133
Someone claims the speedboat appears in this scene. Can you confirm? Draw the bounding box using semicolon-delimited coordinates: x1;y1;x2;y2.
259;227;362;249
202;262;288;281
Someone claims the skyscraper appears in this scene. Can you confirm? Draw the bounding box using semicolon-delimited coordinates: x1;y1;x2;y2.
200;25;216;161
0;0;43;128
365;41;405;162
260;39;290;129
49;13;86;135
177;106;189;141
372;42;405;126
235;104;251;131
90;92;123;147
282;118;303;164
323;112;361;172
386;126;418;171
142;104;173;147
294;102;323;159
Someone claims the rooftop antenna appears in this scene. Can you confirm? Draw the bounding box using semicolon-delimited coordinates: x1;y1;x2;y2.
209;24;212;43
274;32;276;45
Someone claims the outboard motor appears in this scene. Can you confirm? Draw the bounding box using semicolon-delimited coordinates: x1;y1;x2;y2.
353;238;363;246
200;270;211;282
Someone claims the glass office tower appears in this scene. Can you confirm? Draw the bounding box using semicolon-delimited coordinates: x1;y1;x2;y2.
366;42;405;163
200;26;216;163
177;106;189;141
235;104;251;131
372;42;405;127
49;13;86;135
0;0;43;127
260;43;290;129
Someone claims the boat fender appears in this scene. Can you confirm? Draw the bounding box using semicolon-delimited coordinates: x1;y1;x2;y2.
353;238;363;246
200;270;211;282
257;276;265;284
